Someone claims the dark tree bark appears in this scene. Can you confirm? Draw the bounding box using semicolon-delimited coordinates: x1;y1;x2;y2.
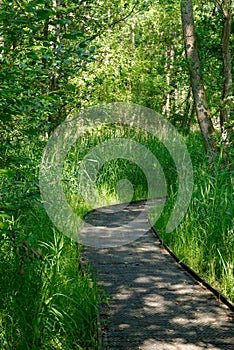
182;86;195;131
180;0;216;155
219;0;232;136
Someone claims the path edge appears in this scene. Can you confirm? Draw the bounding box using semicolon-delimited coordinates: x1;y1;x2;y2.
149;221;234;313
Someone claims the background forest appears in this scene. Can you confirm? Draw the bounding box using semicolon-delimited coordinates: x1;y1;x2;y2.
0;0;233;349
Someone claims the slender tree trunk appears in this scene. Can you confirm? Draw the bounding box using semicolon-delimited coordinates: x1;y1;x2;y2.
219;0;232;136
48;0;64;130
182;86;193;129
180;0;216;154
42;19;49;69
163;42;175;117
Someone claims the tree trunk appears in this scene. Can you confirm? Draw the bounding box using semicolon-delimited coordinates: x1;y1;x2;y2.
219;0;232;136
50;0;63;92
163;42;175;117
180;0;216;155
182;86;193;129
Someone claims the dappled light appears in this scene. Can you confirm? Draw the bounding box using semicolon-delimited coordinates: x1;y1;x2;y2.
85;202;234;349
1;0;233;348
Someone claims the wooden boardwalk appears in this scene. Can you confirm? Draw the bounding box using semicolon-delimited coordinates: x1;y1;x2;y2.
83;202;234;350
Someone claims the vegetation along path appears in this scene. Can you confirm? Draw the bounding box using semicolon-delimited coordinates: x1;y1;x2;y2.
84;200;234;350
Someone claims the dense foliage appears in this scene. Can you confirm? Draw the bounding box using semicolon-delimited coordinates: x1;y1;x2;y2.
0;0;233;348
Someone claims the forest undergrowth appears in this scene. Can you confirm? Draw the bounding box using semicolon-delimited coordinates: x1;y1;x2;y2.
0;125;233;350
0;0;233;348
64;125;234;304
0;138;105;349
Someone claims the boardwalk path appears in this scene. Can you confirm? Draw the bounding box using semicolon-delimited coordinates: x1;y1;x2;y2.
83;201;234;350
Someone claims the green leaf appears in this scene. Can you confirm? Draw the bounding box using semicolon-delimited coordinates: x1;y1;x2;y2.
89;45;96;53
0;169;16;178
63;33;76;40
0;221;9;230
27;128;38;136
0;212;11;219
37;8;54;20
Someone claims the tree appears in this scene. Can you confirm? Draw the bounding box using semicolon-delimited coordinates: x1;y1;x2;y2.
180;0;216;154
217;0;233;137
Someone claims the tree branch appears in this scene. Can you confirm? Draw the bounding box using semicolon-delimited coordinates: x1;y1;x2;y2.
78;3;138;47
110;3;137;28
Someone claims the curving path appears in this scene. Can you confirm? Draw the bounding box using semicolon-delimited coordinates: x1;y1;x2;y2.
83;201;234;350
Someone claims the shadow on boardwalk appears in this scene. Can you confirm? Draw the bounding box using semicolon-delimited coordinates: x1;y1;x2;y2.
83;202;234;350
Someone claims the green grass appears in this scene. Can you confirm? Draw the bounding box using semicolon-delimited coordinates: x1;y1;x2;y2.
0;140;105;349
0;205;104;349
1;125;233;350
63;124;177;211
154;132;234;303
64;127;233;304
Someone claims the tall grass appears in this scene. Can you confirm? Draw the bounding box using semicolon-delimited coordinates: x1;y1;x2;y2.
0;205;104;349
64;127;233;303
0;140;105;349
155;132;234;303
1;125;232;350
63;124;177;211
